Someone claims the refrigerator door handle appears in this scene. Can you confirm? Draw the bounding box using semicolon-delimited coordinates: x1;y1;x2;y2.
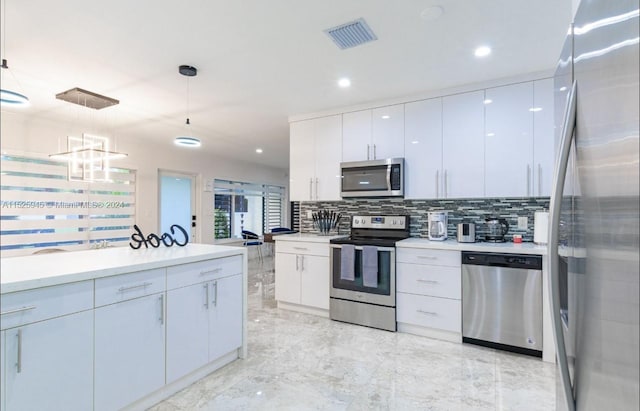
548;80;577;411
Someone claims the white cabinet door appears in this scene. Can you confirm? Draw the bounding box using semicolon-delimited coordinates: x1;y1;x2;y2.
485;82;534;197
442;90;486;198
290;120;316;201
342;110;372;162
95;293;165;411
533;78;555;197
0;331;4;411
314;115;342;201
404;98;443;199
372;104;405;160
275;252;301;304
166;284;209;384
209;275;243;361
4;311;93;411
299;255;330;310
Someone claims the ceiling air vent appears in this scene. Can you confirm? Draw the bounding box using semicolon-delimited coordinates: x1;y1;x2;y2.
324;18;378;50
56;87;119;110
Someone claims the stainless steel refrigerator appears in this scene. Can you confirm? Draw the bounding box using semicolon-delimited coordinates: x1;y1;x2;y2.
549;0;639;410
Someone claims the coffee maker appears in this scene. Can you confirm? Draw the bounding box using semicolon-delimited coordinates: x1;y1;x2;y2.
427;211;448;241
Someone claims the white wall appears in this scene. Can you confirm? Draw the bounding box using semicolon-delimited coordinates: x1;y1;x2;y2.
0;111;289;245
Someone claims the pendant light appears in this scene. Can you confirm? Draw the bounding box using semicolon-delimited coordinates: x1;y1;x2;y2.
0;0;29;106
174;65;201;148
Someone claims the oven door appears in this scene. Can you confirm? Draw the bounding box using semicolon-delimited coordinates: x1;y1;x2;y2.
329;244;396;306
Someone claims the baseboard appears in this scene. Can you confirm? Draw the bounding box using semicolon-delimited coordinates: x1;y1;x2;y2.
397;322;462;343
277;301;329;318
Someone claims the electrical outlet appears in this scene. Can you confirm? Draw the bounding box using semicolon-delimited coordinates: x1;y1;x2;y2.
306;210;312;219
517;216;528;230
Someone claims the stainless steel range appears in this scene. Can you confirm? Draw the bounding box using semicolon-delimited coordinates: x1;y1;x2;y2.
329;215;410;331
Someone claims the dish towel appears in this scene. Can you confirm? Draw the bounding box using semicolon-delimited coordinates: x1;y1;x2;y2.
362;246;378;288
340;244;355;281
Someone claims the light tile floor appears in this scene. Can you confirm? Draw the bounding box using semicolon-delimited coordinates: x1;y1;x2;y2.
150;255;556;410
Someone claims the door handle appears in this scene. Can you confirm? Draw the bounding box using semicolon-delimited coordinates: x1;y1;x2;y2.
301;255;305;272
212;280;218;307
296;255;299;271
118;282;152;292
417;310;438;316
16;329;22;373
417;279;439;284
549;80;577;411
204;283;209;309
159;294;165;325
444;170;448;198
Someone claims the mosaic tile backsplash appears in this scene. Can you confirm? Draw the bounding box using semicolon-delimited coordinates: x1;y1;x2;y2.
298;197;550;242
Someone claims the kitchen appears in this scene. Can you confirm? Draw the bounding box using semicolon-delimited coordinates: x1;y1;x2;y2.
2;0;637;408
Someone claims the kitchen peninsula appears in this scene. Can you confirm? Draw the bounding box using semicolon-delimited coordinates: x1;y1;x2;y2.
0;244;248;411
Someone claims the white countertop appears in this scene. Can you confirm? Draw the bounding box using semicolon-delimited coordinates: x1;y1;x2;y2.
397;238;548;255
274;233;347;243
0;243;246;294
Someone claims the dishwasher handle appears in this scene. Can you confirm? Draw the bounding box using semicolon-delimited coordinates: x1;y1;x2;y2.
462;252;542;270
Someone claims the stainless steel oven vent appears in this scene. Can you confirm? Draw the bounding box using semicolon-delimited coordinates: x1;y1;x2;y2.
55;87;119;110
324;18;377;50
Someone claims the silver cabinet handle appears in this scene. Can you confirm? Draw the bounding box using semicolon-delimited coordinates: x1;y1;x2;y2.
435;170;439;198
293;247;308;251
159;294;164;325
367;144;370;160
527;164;531;196
538;163;542;196
295;255;299;271
301;255;305;272
417;279;439;284
373;144;377;159
212;280;218;307
204;283;209;309
417;310;438;316
16;329;22;373
315;178;319;200
444;170;448;198
118;282;152;292
549;80;577;411
309;178;313;200
417;256;437;260
200;268;222;276
1;306;36;316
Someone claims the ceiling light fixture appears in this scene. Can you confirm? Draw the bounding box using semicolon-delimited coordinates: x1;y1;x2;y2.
174;65;201;148
483;99;493;104
0;0;29;107
529;107;543;112
338;78;351;88
474;46;492;57
255;148;263;153
50;134;127;181
381;115;390;119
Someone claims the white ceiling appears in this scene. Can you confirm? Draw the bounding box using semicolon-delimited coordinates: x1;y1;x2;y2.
1;0;571;169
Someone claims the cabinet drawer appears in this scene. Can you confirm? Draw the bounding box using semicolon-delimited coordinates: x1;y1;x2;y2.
397;248;461;267
166;255;243;290
276;241;329;257
95;268;166;307
1;281;93;330
397;293;461;333
397;263;460;299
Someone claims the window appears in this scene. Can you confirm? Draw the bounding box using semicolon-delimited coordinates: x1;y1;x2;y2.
213;179;285;239
0;154;136;257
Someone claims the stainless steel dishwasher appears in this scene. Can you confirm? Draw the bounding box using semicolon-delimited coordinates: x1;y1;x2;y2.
462;251;543;357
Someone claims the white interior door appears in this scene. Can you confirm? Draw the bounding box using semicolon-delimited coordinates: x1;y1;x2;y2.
159;170;196;243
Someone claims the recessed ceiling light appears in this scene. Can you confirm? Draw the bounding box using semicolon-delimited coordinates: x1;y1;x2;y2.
474;46;492;57
338;78;351;88
381;115;390;119
529;107;543;112
174;137;201;147
411;140;419;144
483;99;493;104
420;5;444;21
486;132;495;137
256;148;263;153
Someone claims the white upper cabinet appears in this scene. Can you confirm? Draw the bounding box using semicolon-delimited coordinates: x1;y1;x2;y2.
372;104;405;160
533;78;555;197
484;82;534;197
290;115;342;201
343;105;404;162
404;98;443;199
342;110;372;162
442;90;486;198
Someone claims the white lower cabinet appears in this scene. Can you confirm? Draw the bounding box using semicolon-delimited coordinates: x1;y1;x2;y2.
1;330;4;411
208;274;243;360
3;311;94;411
94;293;166;411
396;248;462;340
275;241;330;313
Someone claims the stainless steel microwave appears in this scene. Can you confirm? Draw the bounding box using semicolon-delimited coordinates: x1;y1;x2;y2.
340;158;404;198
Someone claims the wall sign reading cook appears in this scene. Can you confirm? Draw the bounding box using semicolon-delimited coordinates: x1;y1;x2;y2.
129;224;189;249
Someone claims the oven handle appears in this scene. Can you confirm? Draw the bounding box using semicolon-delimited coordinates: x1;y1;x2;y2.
330;244;395;252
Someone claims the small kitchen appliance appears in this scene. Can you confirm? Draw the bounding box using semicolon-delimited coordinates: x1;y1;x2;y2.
485;217;509;242
457;223;476;243
427;211;448;241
